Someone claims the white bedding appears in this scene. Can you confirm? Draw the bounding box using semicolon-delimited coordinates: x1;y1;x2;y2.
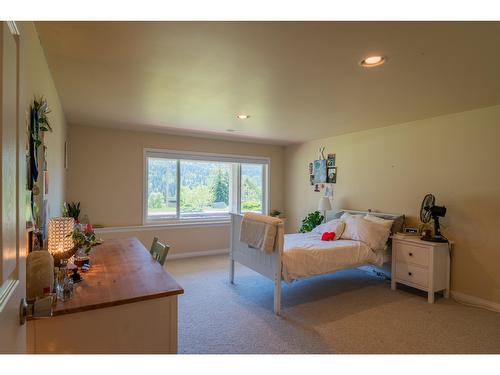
282;232;385;283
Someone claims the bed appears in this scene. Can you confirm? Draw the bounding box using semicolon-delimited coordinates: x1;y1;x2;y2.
229;210;404;315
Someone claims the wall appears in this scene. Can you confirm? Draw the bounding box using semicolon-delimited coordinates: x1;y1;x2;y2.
20;22;67;219
284;104;500;304
66;124;285;255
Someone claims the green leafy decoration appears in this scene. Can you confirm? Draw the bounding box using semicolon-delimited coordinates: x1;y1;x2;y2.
299;210;324;233
30;96;52;148
63;201;81;221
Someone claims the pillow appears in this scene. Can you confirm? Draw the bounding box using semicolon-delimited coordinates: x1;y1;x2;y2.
312;219;345;239
329;211;345;220
340;213;391;250
339;212;359;239
321;232;336;241
364;214;394;231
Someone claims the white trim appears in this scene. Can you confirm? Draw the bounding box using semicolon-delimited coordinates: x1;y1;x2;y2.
144;148;270;165
0;279;19;313
451;291;500;313
143;147;270;224
175;159;181;218
7;21;20;36
168;248;229;260
264;163;270;215
143;148;147;225
95;221;230;234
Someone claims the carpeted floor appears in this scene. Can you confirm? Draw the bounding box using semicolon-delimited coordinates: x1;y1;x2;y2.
166;254;500;354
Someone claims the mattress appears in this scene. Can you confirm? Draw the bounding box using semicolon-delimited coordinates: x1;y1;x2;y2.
282;232;386;283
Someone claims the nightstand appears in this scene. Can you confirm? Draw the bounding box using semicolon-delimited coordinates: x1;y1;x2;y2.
391;235;451;303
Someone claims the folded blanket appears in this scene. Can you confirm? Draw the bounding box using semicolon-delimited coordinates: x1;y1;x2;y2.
239;213;282;254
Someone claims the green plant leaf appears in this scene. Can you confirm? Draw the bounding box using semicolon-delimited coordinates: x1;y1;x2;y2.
298;210;324;233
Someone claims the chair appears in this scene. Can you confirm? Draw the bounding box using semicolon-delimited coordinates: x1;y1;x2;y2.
150;237;170;266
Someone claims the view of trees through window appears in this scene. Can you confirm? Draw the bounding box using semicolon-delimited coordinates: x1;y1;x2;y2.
241;164;263;213
147;158;177;218
180;161;231;217
147;156;265;220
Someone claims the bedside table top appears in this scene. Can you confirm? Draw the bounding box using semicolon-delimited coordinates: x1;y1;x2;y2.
392;234;453;246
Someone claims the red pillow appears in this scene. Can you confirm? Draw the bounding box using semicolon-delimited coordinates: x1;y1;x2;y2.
321;232;336;241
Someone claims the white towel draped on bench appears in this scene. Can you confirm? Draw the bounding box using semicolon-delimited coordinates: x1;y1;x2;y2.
239;213;282;254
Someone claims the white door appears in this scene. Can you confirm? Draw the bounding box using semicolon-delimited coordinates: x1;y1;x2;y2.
0;21;26;354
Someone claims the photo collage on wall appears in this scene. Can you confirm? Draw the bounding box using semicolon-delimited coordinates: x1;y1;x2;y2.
309;152;337;194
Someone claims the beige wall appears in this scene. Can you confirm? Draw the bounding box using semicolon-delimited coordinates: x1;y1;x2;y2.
284;104;500;304
20;22;67;219
66;124;285;255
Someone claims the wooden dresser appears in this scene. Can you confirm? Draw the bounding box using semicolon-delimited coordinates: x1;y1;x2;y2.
27;237;184;353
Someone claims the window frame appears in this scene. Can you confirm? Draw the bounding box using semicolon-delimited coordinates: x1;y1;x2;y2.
143;148;270;225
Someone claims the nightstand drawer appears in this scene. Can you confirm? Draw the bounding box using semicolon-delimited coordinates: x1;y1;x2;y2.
394;262;428;288
395;243;429;267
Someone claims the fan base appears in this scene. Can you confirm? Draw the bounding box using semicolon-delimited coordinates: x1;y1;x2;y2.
421;235;448;243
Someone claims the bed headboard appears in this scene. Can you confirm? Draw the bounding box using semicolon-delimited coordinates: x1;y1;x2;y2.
326;209;405;234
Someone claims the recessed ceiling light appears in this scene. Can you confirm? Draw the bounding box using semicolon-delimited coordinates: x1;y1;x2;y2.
360;55;385;68
236;114;250;119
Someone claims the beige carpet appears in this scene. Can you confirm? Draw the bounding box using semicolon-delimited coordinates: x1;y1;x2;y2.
166;254;500;354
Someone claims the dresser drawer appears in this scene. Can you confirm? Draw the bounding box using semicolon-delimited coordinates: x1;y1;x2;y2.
394;262;429;288
395;242;429;267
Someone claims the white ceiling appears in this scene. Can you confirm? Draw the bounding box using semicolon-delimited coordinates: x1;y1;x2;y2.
36;21;500;144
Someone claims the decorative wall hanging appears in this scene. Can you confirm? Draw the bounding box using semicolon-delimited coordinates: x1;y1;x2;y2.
27;96;53;243
326;153;337;184
313;159;327;183
309;149;337;191
327;166;337;183
324;184;333;198
28;96;52;189
318;147;326;160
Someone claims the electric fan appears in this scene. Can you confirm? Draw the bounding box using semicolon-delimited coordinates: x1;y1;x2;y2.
419;193;448;243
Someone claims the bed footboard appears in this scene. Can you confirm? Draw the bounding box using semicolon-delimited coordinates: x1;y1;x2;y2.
229;213;284;315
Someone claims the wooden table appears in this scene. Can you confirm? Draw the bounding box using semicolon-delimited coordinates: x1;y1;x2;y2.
28;237;184;354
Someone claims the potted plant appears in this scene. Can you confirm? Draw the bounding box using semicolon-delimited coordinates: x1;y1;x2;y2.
270;209;282;218
63;201;81;222
299;211;324;233
69;223;101;267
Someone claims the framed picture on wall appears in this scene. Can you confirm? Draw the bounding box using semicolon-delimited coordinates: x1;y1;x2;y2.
327;153;336;166
325;184;333;198
327;166;337;183
313;159;327;183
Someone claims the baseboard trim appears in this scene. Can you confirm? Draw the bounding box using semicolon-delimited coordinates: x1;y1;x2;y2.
451;291;500;313
168;248;229;260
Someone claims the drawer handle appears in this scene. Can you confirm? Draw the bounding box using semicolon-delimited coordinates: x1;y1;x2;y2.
409;252;413;256
408;272;412;276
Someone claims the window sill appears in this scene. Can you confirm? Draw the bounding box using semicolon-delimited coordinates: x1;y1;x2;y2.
94;220;230;234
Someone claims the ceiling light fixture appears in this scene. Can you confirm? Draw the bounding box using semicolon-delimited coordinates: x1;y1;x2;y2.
236;114;250;119
360;55;385;68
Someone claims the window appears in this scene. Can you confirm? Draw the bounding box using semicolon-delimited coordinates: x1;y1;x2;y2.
240;163;264;213
144;150;268;223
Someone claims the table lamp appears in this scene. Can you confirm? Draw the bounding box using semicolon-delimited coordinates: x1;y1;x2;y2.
48;217;75;265
318;196;332;222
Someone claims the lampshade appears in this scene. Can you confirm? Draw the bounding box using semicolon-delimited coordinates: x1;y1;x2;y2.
318;196;332;211
48;217;75;255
